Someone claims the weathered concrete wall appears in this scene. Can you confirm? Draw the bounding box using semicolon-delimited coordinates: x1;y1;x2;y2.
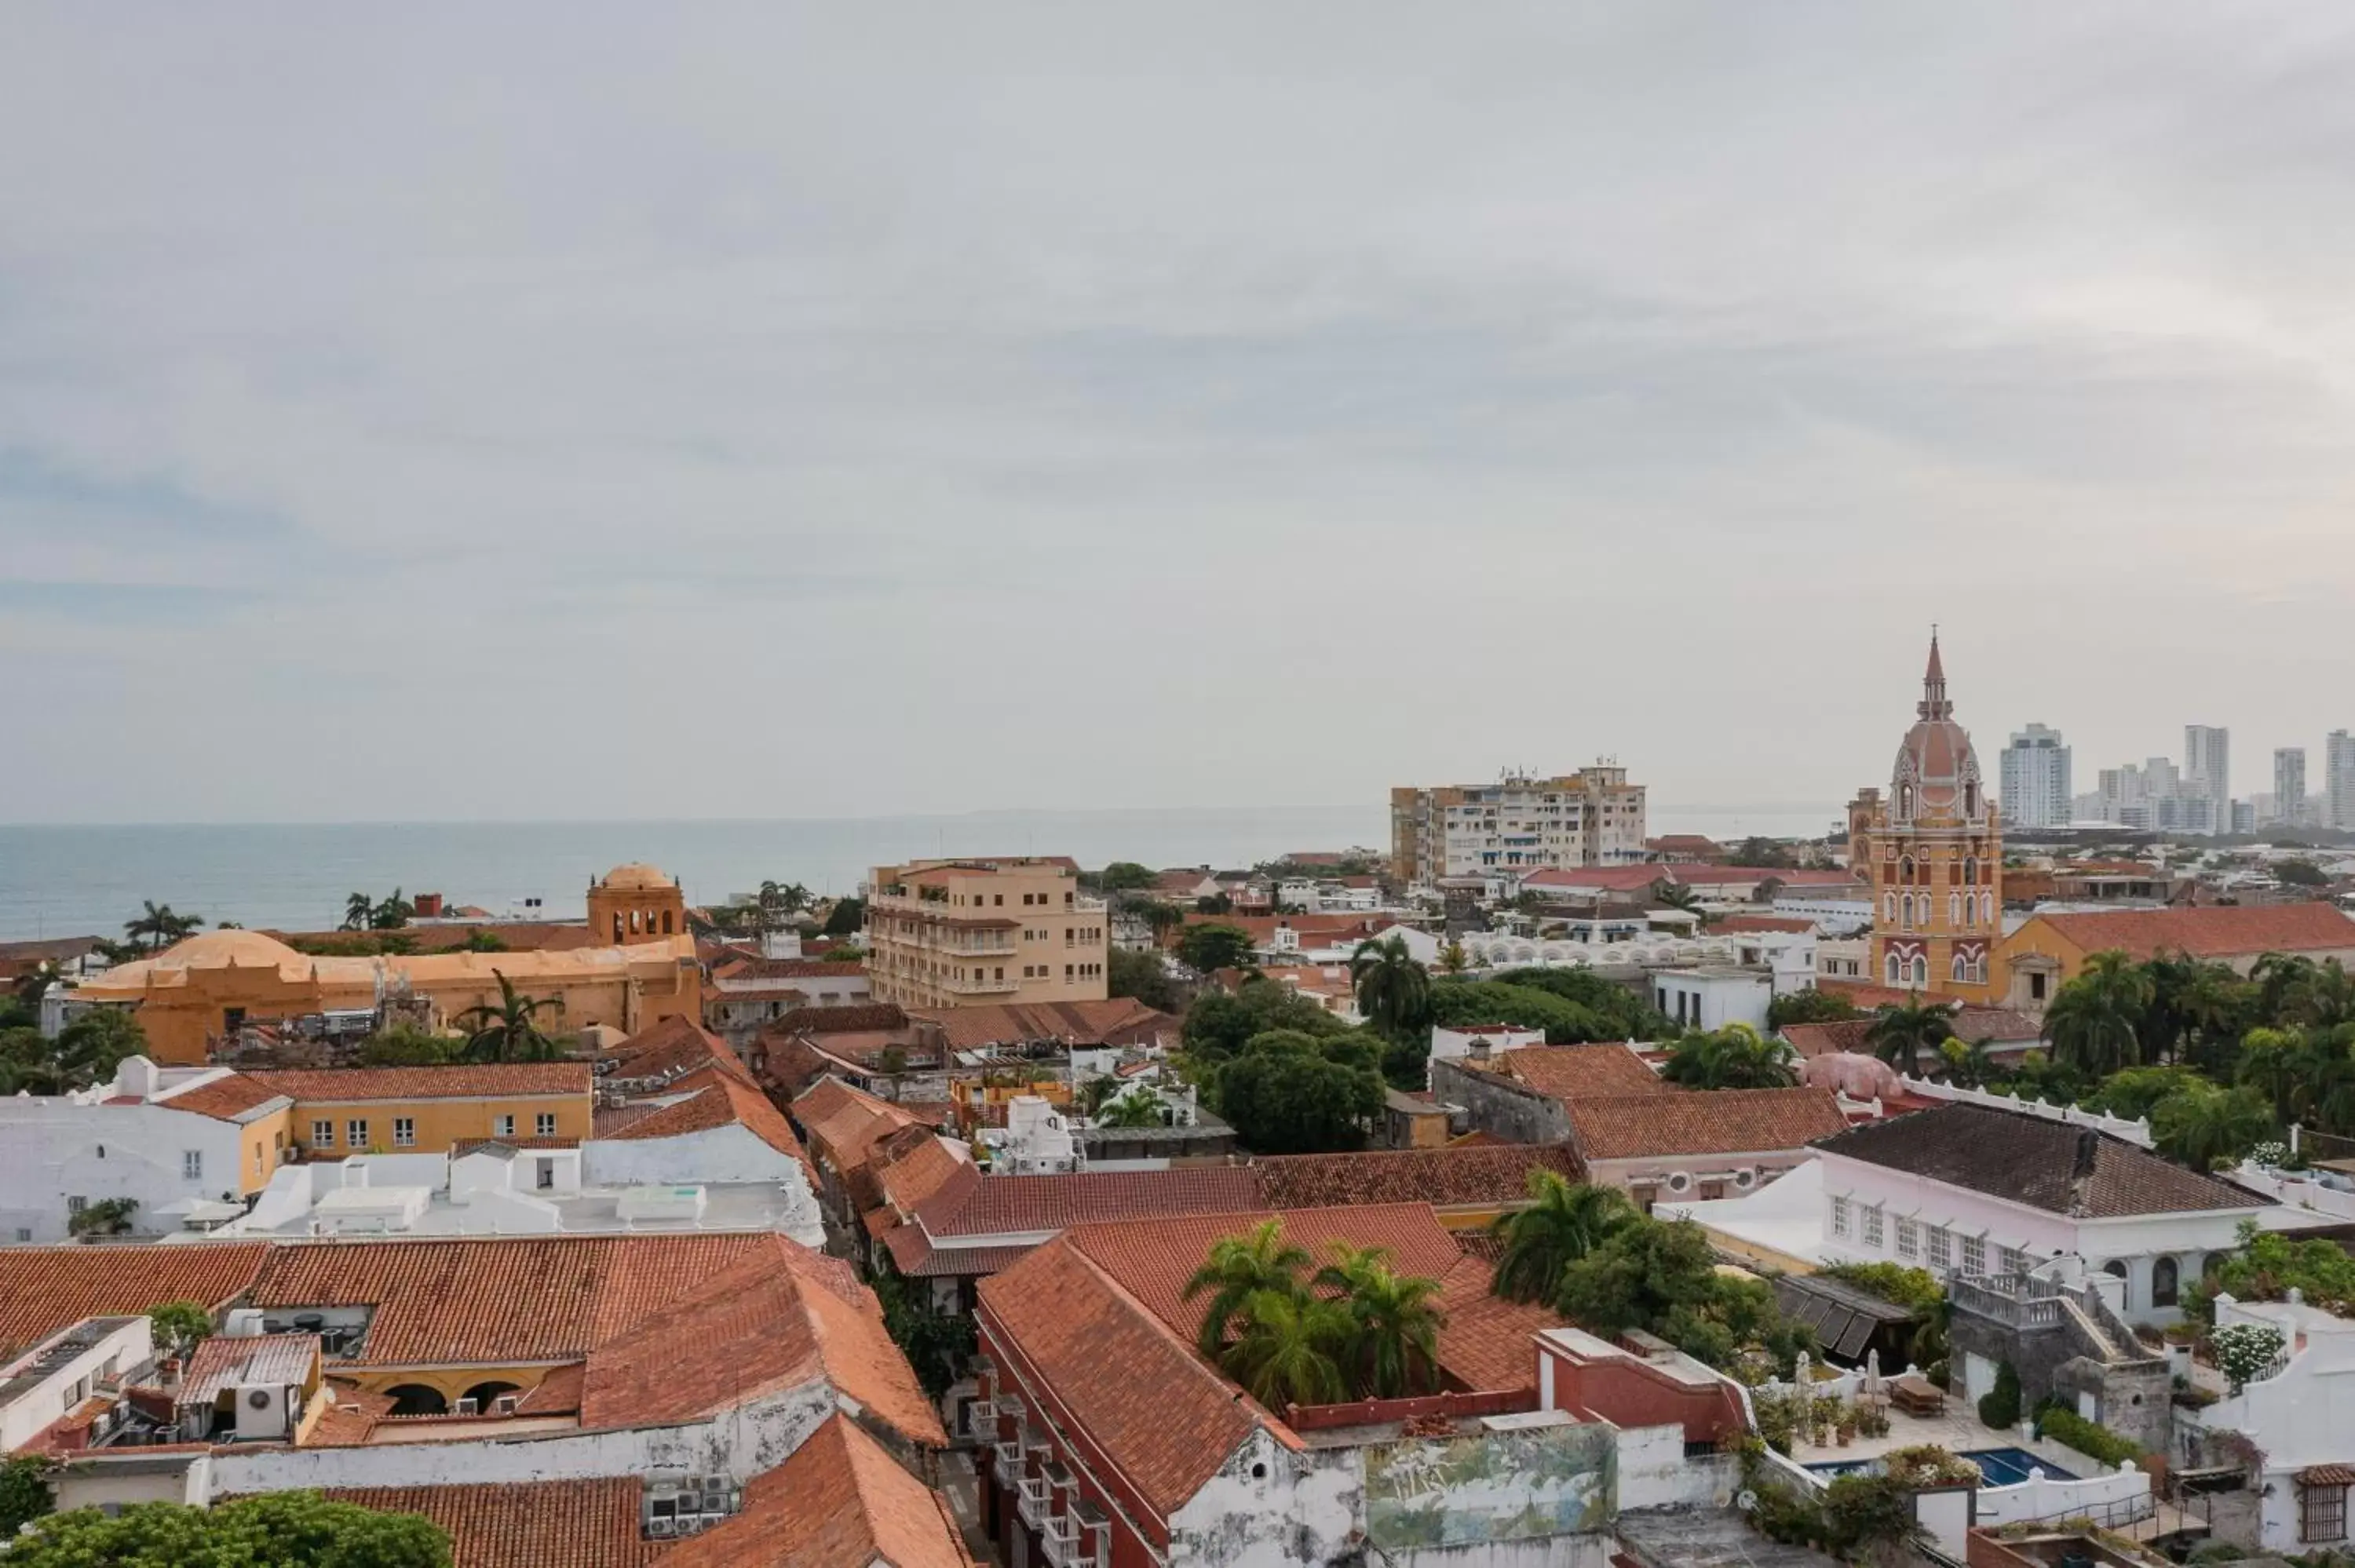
1617;1425;1736;1512
1168;1428;1360;1568
1429;1059;1570;1146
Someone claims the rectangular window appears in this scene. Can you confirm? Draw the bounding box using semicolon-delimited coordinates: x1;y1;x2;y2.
1926;1226;1952;1270
67;1196;86;1215
494;1114;514;1138
1861;1205;1884;1249
1896;1218;1919;1260
392;1118;415;1148
1959;1234;1987;1275
1829;1197;1850;1238
1997;1245;2028;1277
2304;1482;2349;1544
182;1150;203;1180
536;1113;557;1137
348;1119;369;1149
312;1119;334;1147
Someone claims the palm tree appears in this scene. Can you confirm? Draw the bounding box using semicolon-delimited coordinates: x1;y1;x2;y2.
2255;953;2322;1024
2151;1082;2275;1171
1865;996;1958;1078
1491;1170;1635;1304
1651;880;1709;928
1437;941;1470;976
1095;1089;1164;1129
343;892;374;932
453;973;567;1063
1183;1219;1314;1355
1218;1289;1351;1409
368;888;414;930
2238;1026;2307;1125
124;900;200;954
2043;952;2153;1077
1350;936;1432;1040
1660;1024;1798;1090
2301;1024;2355;1136
1315;1245;1447;1399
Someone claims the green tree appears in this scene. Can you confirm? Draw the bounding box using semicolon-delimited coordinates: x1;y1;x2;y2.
0;1454;50;1538
872;1256;977;1399
1766;989;1860;1030
342;892;374;932
0;1490;450;1566
2150;1082;2274;1171
148;1300;215;1362
1176;923;1258;976
1436;941;1469;975
68;1197;139;1237
1097;861;1158;892
1183;1218;1314;1355
2042;950;2153;1076
1426;980;1609;1044
1180;978;1350;1064
1659;1023;1799;1090
1106;946;1178;1012
2081;1065;2204;1122
1864;997;1957;1078
367;888;414;930
1218;1289;1352;1409
1977;1360;2021;1428
1491;1170;1636;1304
1314;1244;1447;1399
2277;859;2329;888
820;896;866;937
1213;1031;1383;1154
1094;1088;1165;1129
460;928;507;954
124;899;203;954
452;973;565;1063
2237;1026;2306;1125
1554;1215;1722;1340
1492;968;1674;1040
356;1026;463;1067
1650;880;1709;927
1349;935;1432;1040
51;1007;147;1090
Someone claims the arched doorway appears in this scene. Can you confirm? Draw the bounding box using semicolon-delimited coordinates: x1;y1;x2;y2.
385;1384;448;1417
462;1380;521;1411
2100;1260;2131;1312
2151;1256;2180;1308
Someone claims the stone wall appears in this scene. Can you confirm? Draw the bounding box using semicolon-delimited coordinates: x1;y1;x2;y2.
1429;1059;1570;1146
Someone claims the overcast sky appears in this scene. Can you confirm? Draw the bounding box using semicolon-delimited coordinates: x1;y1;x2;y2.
5;5;2354;825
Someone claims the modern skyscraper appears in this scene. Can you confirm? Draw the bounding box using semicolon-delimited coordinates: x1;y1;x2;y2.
2185;725;2230;815
2330;731;2355;830
2275;748;2308;827
1999;724;2072;830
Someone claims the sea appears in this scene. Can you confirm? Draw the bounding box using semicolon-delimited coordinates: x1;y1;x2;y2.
0;804;1842;943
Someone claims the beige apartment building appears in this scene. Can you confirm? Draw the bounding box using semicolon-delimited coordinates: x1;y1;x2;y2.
1389;764;1648;888
864;857;1109;1008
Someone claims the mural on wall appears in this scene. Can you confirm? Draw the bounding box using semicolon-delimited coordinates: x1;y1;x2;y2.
1364;1420;1616;1549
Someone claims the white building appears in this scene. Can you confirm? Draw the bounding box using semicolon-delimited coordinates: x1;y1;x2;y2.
1651;968;1773;1034
2186;1292;2355;1555
1999;724;2073;831
0;1315;154;1453
1426;1023;1546;1078
1389;764;1648;888
2186;724;2232;815
977;1095;1081;1175
2331;731;2355;830
0;1058;287;1244
2275;748;2309;826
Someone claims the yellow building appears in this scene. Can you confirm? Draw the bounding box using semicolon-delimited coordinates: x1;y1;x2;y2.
865;857;1108;1008
75;927;700;1067
585;862;688;946
241;1063;593;1156
1867;635;2003;1003
1991;904;2355;1013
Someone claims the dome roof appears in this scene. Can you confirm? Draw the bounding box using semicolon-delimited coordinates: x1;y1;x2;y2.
150;929;308;971
1803;1051;1904;1100
1889;635;1989;826
597;862;676;892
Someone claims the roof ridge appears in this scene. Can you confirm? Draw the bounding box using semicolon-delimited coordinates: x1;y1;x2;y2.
1057;1238;1294;1439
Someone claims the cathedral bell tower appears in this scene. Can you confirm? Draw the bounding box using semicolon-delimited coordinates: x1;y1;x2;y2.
1869;634;2002;1002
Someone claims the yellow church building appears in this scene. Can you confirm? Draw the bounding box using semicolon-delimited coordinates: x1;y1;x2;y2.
1866;636;2003;1005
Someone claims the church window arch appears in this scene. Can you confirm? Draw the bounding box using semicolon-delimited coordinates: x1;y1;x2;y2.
1885;952;1902;985
1883;893;1897;923
1949;893;1962;927
1981;892;1995;924
1898;783;1915;820
1964;781;1979;818
1964;856;1978;887
1952;954;1968;983
1911;956;1929;986
1900;856;1915;885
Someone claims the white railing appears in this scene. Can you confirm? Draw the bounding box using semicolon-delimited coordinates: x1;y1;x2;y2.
1891;1076;2152;1147
1039;1512;1080;1566
1017;1475;1049;1529
995;1440;1021;1469
1970;1460;2151;1530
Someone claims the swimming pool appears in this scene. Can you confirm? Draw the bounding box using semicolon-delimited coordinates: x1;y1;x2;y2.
1803;1447;2076;1487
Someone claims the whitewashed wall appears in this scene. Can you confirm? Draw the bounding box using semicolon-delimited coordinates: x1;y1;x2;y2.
0;1100;244;1242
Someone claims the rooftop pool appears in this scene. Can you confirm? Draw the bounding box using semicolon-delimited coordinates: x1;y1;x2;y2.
1804;1447;2076;1488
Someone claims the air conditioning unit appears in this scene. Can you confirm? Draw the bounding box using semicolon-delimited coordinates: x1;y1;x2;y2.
647;1518;677;1540
1663;1171;1692;1195
699;1490;728;1514
223;1309;265;1338
675;1516;706;1537
454;1398;479;1416
492;1395;520;1416
1733;1168;1758;1190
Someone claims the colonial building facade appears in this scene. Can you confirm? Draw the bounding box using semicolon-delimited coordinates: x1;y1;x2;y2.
1869;636;2003;1002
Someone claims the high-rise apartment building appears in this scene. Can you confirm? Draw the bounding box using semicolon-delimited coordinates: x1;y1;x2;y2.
2185;725;2231;814
1389;764;1647;888
2274;748;2308;827
864;856;1108;1008
2330;731;2355;830
1999;724;2072;830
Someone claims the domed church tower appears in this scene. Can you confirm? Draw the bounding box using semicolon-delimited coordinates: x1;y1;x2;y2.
1869;634;2002;1001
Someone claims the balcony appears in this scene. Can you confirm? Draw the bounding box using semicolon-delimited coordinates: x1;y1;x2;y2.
947;973;1020;995
994;1439;1022;1470
1017;1475;1050;1530
951;939;1019;957
1039;1512;1081;1566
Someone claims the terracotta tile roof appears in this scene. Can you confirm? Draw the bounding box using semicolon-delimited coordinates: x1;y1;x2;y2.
271;921;613;955
246;1234;779;1366
712;957;870;983
904;998;1175;1053
663;1412;975;1568
1568;1087;1846;1161
245;1063;591;1102
0;1244;268;1358
1780;1021;1875;1059
979;1238;1260;1522
154;1071;290;1121
513;1361;582;1415
1815;1102;2272;1218
773;1002;910;1036
792;1078;926;1176
579;1237;942;1446
1251;1146;1585;1210
918;1166;1265;1239
326;1479;653;1568
1817;980;1922;1008
1713;915;1818;935
2031;903;2355;961
600;1070;815;1180
1781;1008;2047;1060
1490;1045;1669;1100
309;1380;393;1446
601;1015;752;1085
592;1103;663;1137
880;1231;1038;1279
1432;1255;1558;1393
874;1134;979;1218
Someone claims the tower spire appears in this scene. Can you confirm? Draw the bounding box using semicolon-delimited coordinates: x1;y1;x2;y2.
1918;628;1952;720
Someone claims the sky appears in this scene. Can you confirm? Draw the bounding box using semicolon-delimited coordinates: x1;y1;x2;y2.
5;4;2355;825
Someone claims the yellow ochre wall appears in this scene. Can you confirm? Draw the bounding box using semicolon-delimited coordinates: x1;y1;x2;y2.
291;1092;593;1156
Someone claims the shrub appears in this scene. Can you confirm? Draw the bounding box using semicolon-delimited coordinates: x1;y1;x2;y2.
1816;1261;1944;1315
1819;1472;1916;1553
2035;1403;2144;1466
1977;1360;2021;1429
2211;1322;2287;1393
1884;1445;1984;1488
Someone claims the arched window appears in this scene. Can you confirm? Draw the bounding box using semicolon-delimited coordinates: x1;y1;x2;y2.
1911;956;1928;986
1964;856;1978;887
1899;856;1915;885
2101;1259;2132;1311
1965;781;1979;818
1982;892;1996;924
611;913;624;942
1949;893;1962;927
1886;953;1902;985
386;1384;449;1417
1901;895;1915;928
2152;1256;2180;1307
1951;954;1967;983
661;910;674;935
1900;783;1915;819
1884;893;1897;922
462;1380;521;1411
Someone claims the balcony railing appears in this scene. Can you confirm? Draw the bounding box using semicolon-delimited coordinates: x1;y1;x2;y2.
994;1440;1022;1470
1039;1511;1081;1566
1017;1475;1050;1529
1949;1273;2063;1330
947;973;1020;994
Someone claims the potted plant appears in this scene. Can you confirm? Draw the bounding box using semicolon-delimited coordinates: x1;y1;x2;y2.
1836;1406;1858;1447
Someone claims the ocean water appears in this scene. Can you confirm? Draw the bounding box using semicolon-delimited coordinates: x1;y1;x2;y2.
0;804;1839;943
